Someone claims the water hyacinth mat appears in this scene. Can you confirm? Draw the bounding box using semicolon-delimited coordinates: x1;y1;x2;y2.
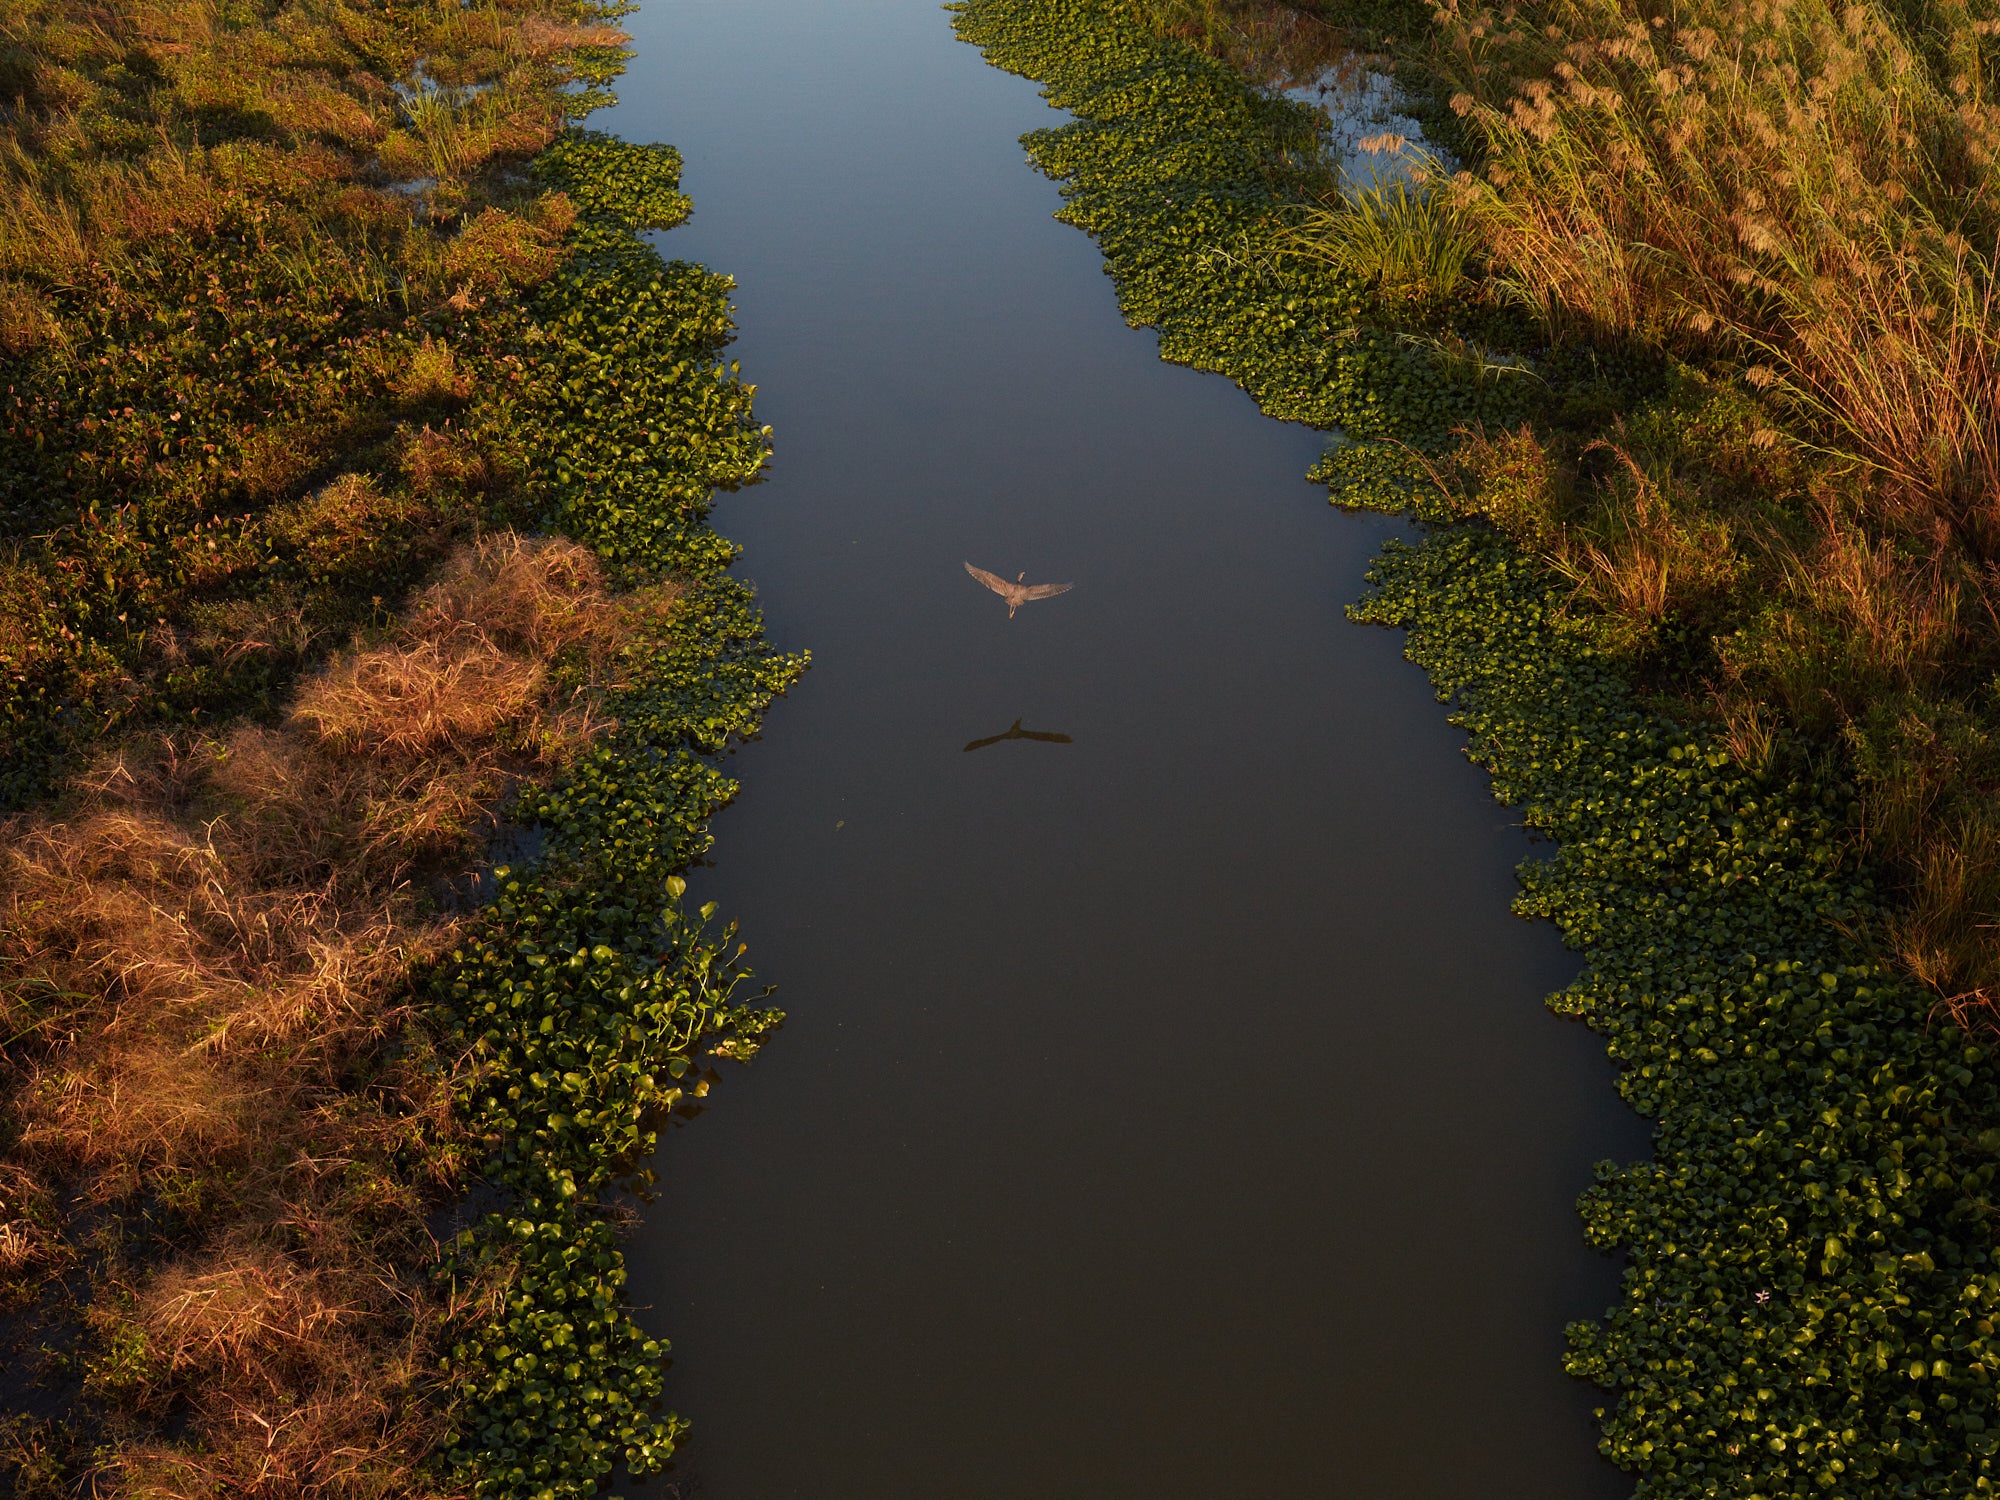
950;0;2000;1493
430;126;805;1500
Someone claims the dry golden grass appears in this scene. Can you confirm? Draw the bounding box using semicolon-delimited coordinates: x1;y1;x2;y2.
1126;0;1352;85
0;0;599;279
0;1163;58;1283
1421;419;1749;638
1895;803;2000;1017
518;16;632;59
1554;443;1742;626
1795;517;1965;696
293;531;621;760
0;533;663;1495
92;1236;493;1499
1433;0;2000;544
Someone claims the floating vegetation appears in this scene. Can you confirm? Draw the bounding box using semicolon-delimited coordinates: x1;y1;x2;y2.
426;134;806;1499
952;0;2000;1492
0;1;801;1493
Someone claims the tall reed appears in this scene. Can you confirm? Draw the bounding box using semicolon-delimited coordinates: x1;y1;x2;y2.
1435;0;2000;544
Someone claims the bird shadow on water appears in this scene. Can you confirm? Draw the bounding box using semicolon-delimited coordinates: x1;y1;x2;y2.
963;718;1074;752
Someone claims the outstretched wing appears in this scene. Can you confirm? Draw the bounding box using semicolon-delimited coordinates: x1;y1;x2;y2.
1021;582;1073;601
964;562;1012;597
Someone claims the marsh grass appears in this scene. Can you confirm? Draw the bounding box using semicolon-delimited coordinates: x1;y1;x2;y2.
1409;385;2000;1005
1433;0;2000;522
0;0;673;1487
1282;171;1481;302
0;533;660;1496
0;0;623;808
1423;0;2000;1009
1150;0;2000;1019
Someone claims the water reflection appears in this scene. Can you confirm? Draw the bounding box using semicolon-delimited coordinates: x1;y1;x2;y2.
608;0;1646;1491
962;718;1074;752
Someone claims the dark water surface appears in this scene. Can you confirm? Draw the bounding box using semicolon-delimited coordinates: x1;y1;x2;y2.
602;4;1651;1495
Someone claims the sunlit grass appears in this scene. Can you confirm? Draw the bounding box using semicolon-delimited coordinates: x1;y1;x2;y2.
1147;0;2000;1016
1282;169;1480;303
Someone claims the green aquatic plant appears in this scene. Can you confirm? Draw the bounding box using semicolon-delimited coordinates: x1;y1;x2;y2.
1352;520;2000;1498
0;1;801;1492
1282;175;1479;306
952;0;2000;1492
429;132;806;1499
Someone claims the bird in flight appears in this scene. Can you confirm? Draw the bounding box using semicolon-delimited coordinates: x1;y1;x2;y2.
963;718;1074;752
964;562;1073;618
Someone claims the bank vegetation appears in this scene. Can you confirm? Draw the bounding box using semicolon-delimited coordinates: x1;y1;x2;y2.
0;2;796;1496
952;0;2000;1493
1125;0;2000;1031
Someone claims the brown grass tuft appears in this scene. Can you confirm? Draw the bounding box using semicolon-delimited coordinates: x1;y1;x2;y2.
440;206;563;295
0;532;659;1493
517;17;632;58
1555;441;1744;632
397;336;471;406
1125;0;1349;87
291;533;616;760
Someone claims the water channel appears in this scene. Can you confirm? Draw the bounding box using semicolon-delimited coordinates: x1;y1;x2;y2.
603;3;1653;1493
